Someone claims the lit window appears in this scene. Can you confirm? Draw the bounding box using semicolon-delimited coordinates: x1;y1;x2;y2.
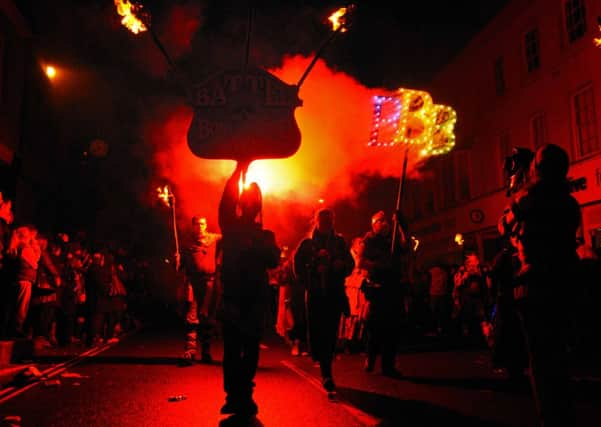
494;56;505;95
525;28;540;72
573;85;599;157
531;113;548;149
564;0;587;43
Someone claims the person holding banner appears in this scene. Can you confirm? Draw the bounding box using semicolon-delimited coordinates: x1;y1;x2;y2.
217;160;281;417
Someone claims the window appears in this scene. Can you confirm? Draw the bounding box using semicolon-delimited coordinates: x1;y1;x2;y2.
455;151;471;202
564;0;587;43
524;28;540;72
408;186;422;220
573;85;599;157
498;132;512;186
494;56;505;95
482;229;504;263
441;159;456;209
423;184;435;214
531;113;548;149
0;37;4;103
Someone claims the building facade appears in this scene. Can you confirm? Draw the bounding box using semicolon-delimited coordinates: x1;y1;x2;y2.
0;0;31;191
1;0;62;227
407;0;601;266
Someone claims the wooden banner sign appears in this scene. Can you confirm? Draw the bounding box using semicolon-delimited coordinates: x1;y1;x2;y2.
187;67;303;161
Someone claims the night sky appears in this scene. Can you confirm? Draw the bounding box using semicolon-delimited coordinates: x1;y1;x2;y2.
18;0;509;88
15;0;508;255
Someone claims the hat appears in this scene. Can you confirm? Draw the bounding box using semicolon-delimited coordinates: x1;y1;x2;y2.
371;210;386;225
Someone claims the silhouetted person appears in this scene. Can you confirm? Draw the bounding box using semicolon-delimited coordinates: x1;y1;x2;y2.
218;160;280;417
489;233;528;387
500;144;581;427
359;210;409;377
293;208;354;393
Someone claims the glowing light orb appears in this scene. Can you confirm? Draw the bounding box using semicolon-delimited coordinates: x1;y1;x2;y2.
45;66;57;79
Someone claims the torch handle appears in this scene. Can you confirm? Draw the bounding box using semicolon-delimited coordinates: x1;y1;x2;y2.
391;147;409;254
149;27;174;68
297;28;340;89
170;196;180;259
148;27;192;96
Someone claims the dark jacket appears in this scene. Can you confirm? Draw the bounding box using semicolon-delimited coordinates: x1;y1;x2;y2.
293;229;354;297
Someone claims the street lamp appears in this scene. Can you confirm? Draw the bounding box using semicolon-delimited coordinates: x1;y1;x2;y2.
45;65;57;80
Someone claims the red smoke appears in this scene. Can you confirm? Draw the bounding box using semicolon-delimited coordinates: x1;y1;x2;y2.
146;56;427;247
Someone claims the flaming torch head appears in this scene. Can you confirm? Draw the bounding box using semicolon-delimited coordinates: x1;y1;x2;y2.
114;0;148;34
157;185;172;207
328;5;355;33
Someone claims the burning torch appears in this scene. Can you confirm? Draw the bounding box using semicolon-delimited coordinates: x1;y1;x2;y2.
297;5;355;88
157;185;180;268
114;0;179;71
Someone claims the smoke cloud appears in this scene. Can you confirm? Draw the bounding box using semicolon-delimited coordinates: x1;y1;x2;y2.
146;55;428;247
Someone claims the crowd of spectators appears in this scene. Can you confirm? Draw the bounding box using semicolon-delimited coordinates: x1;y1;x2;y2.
0;192;144;351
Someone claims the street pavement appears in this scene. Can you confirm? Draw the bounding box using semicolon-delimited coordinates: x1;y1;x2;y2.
0;322;599;427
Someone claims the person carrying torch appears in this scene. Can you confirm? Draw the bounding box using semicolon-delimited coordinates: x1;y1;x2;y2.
359;210;410;377
217;160;281;417
179;216;222;365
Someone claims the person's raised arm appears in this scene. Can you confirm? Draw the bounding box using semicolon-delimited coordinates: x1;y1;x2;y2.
218;160;251;232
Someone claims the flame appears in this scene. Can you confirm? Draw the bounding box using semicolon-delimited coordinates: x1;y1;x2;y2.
595;25;601;47
328;7;350;33
114;0;147;34
157;185;171;207
411;236;419;251
454;233;464;246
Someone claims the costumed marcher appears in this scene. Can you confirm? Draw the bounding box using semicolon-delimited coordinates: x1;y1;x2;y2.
359;210;409;377
6;225;41;338
30;234;62;349
338;236;369;353
178;215;221;364
499;143;581;427
84;249;114;346
428;263;451;337
218;160;281;417
293;208;354;393
452;252;490;344
0;194;14;338
489;231;528;387
273;254;306;355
